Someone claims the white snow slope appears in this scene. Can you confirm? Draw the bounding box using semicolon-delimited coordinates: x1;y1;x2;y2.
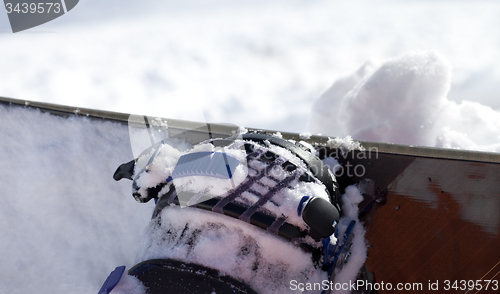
0;106;154;294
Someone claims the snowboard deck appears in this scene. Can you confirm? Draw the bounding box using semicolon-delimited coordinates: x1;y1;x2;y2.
2;96;500;293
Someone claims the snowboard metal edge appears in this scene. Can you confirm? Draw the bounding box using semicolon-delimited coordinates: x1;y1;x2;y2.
2;96;499;164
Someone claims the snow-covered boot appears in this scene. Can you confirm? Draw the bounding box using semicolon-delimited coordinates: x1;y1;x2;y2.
107;132;351;294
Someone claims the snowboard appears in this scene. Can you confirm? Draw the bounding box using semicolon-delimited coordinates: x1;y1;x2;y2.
2;96;499;293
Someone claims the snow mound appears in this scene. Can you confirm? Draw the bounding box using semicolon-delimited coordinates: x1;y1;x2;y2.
310;51;500;152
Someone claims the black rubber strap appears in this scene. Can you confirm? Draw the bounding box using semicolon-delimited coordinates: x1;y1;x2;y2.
129;259;257;294
113;159;135;181
152;186;313;251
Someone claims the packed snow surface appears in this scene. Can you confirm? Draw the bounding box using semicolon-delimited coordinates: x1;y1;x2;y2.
0;106;154;294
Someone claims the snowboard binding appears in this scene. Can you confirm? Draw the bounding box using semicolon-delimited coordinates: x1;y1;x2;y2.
106;131;356;294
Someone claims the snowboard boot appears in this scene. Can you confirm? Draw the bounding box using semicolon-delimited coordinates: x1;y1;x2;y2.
108;131;353;294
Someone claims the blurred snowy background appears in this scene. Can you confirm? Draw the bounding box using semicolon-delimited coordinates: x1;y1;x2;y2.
1;1;500;294
1;0;499;150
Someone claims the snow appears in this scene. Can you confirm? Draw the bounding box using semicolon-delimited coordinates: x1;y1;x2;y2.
311;51;500;152
109;273;147;294
0;104;364;293
137;206;327;294
326;136;365;153
0;105;155;294
1;1;500;135
1;1;500;294
299;132;312;140
332;187;368;294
